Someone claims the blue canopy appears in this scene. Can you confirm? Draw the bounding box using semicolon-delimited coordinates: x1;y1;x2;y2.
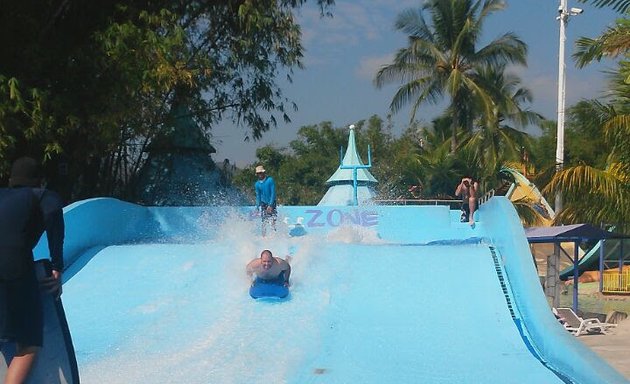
526;224;627;243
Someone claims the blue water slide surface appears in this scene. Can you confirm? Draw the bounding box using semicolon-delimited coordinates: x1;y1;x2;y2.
28;197;629;383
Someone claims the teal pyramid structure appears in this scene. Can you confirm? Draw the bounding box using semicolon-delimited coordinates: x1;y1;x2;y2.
318;125;378;206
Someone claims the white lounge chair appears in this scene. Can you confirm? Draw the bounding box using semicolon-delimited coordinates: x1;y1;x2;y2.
554;307;617;336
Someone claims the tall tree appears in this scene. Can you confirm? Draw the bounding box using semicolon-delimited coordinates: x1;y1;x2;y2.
374;0;527;152
543;7;630;229
544;73;630;230
230;117;427;205
0;0;334;200
460;64;539;185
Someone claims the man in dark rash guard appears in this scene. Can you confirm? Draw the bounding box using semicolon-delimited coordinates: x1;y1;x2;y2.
0;157;65;384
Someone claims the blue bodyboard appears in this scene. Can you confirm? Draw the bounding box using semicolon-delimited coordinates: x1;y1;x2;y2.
249;282;289;299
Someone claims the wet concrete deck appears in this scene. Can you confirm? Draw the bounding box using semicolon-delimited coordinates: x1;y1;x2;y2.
579;319;630;380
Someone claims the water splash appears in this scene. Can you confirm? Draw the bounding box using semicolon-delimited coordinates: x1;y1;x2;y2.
325;224;384;245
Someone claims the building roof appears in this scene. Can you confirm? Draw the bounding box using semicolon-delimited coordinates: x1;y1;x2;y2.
525;224;628;243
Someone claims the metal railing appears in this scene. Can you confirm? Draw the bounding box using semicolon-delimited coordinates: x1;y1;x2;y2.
373;199;461;209
478;189;495;206
376;189;497;210
602;269;630;293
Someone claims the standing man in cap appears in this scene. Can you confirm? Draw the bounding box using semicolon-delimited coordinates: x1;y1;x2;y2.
0;156;65;384
254;165;277;236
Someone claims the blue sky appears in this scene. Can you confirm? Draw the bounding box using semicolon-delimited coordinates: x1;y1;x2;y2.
212;0;620;167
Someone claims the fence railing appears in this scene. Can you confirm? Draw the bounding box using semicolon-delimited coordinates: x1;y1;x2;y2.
376;189;497;210
374;199;461;209
478;189;495;206
602;269;630;293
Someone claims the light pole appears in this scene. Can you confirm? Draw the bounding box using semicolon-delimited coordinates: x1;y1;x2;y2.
552;1;584;311
555;1;583;213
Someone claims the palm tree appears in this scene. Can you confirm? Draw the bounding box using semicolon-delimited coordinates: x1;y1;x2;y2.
413;116;478;197
374;0;527;153
544;87;630;231
460;65;541;182
416;139;464;197
545;9;630;231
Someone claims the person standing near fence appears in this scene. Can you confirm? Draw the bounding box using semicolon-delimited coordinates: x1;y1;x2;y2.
455;176;478;225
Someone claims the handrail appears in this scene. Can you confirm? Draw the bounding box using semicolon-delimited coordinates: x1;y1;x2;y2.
377;190;497;209
374;199;461;209
602;269;630;293
478;189;495;206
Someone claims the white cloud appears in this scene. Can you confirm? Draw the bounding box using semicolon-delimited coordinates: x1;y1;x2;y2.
565;73;610;103
356;53;394;80
511;68;610;121
295;1;410;64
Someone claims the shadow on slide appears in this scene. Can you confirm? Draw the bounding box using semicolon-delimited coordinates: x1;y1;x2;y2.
0;261;79;384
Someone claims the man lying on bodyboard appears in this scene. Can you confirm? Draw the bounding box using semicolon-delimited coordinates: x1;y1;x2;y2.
246;250;291;299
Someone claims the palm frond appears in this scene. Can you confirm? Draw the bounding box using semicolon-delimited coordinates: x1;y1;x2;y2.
573;18;630;67
579;0;630;14
511;197;548;227
544;164;630;225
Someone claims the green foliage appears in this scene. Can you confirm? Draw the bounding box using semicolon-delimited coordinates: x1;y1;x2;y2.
574;17;630;68
231;117;427;205
564;101;613;168
578;0;630;14
510;197;548;227
374;0;527;152
459;64;539;187
373;126;424;199
186;0;630;234
543;61;630;230
0;0;334;200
